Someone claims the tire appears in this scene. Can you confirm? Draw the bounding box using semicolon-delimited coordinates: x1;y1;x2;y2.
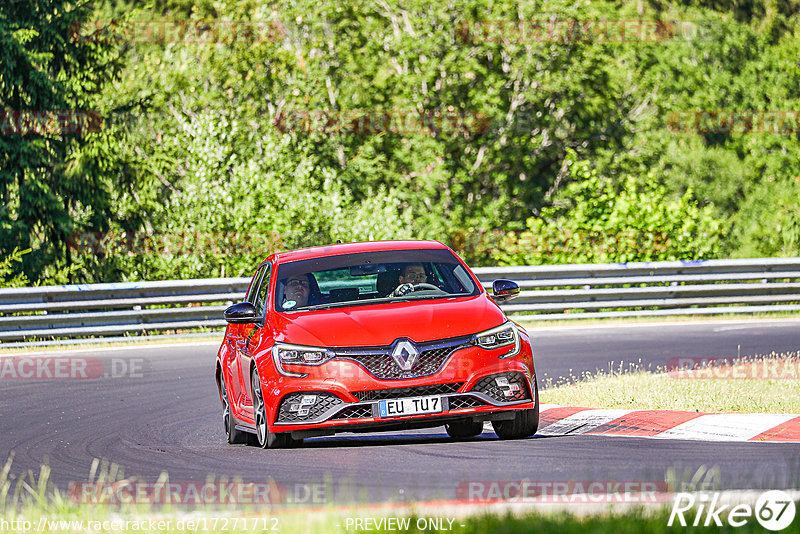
492;376;540;440
445;420;484;439
251;366;302;449
219;372;250;444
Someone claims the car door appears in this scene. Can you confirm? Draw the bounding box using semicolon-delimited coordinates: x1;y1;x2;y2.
228;263;268;407
237;262;271;411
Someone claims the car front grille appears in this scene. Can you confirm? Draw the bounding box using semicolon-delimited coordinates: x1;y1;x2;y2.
276;392;343;423
352;382;463;401
471;372;531;402
331;405;374;420
448;395;488;410
333;335;472;380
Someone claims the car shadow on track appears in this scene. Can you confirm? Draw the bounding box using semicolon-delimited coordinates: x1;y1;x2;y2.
298;431;553;449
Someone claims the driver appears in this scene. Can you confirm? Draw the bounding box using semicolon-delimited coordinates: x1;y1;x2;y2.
391;263;429;297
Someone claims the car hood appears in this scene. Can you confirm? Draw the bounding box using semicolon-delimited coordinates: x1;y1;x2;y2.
273;295;506;347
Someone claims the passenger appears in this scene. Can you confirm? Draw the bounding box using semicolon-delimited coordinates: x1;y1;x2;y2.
282;273;313;309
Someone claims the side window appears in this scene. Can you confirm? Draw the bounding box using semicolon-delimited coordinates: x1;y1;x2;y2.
246;265;267;304
253;264;272;319
450;264;473;293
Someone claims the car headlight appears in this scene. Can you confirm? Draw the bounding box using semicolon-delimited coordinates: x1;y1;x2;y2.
272;343;335;377
474;322;521;359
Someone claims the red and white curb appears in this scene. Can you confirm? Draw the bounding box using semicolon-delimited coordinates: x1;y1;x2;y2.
525;405;800;442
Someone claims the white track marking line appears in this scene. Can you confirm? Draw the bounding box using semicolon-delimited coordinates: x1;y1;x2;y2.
527;318;800;335
538;404;562;412
713;323;800;332
653;413;798;441
483;405;563;431
537;409;633;436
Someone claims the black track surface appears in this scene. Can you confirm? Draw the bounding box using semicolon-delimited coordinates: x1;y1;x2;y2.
2;319;799;505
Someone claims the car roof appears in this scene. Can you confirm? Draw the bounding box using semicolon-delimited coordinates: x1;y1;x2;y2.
269;240;449;264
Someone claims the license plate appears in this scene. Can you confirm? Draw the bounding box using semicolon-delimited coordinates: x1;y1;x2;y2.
378;395;443;417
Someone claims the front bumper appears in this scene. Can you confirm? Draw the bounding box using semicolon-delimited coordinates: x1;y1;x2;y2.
256;332;537;438
270;369;536;437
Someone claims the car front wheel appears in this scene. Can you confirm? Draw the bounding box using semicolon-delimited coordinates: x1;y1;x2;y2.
251;366;300;449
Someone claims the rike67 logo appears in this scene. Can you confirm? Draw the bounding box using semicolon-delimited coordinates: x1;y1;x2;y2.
669;490;796;531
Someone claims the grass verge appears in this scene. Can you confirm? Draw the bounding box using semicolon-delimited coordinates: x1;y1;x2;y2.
540;355;800;413
1;451;796;533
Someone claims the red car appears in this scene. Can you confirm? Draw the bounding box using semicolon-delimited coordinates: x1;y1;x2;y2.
216;240;538;448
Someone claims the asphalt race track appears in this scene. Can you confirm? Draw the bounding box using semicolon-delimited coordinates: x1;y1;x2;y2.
2;319;799;505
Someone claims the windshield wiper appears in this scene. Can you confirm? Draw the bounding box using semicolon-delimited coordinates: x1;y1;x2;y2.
387;294;449;303
290;303;339;312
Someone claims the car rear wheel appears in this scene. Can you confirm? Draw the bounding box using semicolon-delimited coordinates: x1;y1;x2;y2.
492;376;540;440
251;366;301;449
445;420;484;439
220;372;249;444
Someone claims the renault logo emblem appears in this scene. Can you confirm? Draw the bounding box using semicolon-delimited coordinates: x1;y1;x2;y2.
391;340;419;371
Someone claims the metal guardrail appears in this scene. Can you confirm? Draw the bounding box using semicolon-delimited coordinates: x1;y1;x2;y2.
2;258;799;345
0;278;249;344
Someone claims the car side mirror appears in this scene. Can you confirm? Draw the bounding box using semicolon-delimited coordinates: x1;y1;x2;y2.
224;302;258;324
491;279;520;302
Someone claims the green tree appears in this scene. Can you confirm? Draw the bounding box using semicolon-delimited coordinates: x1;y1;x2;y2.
92;0;647;278
7;0;800;284
492;152;722;265
598;4;800;258
0;0;125;281
0;247;29;288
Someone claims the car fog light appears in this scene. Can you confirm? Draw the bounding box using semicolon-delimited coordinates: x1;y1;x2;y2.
495;376;520;397
288;395;318;417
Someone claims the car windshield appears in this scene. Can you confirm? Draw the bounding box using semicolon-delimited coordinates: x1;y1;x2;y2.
274;249;480;312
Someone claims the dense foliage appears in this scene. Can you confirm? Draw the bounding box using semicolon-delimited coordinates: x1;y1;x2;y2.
0;0;129;284
0;247;29;288
488;151;722;265
1;0;798;285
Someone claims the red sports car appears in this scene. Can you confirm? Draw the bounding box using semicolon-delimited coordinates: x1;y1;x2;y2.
215;240;538;448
